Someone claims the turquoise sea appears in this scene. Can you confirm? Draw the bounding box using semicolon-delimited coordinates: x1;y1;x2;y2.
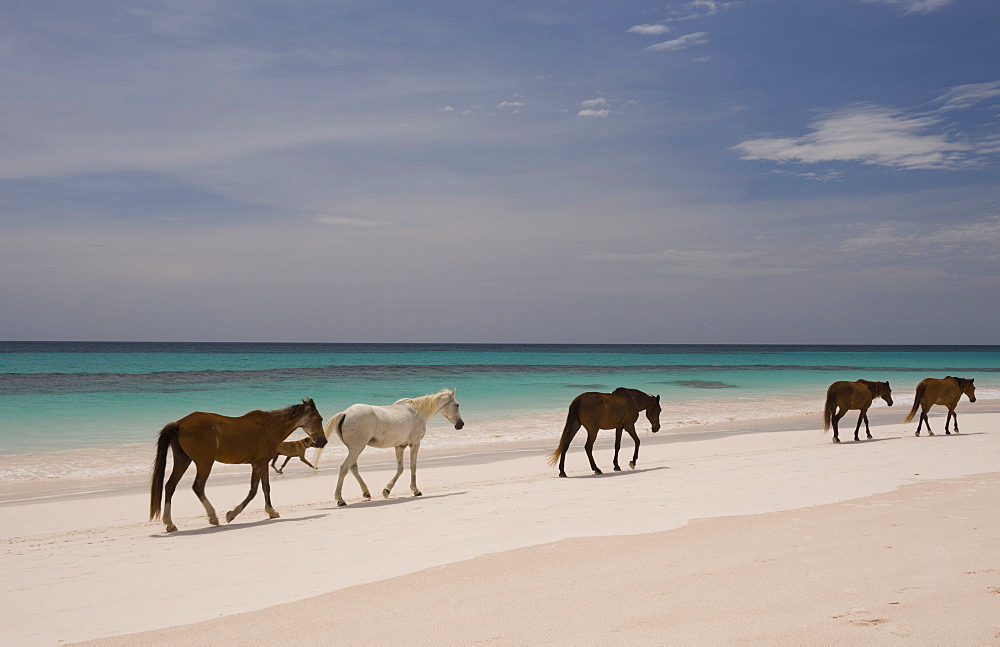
1;343;997;481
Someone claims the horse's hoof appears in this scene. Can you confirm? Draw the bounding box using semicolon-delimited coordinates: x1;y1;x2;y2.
382;489;391;499
268;510;280;519
558;472;567;478
832;438;840;443
225;510;237;523
629;461;636;469
613;466;622;472
593;469;603;475
363;493;372;501
915;432;920;436
945;431;951;435
413;491;422;497
165;524;178;533
337;501;346;507
208;517;220;526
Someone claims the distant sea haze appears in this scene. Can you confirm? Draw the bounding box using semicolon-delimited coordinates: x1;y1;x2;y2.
0;343;996;481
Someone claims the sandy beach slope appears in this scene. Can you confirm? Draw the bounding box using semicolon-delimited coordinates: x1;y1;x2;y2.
1;411;998;644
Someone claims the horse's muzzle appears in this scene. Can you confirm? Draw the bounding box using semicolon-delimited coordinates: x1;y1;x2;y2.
454;420;465;430
970;397;977;402
314;437;328;449
652;425;660;434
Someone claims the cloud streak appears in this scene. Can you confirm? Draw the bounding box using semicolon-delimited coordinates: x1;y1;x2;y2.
646;32;709;52
734;103;997;170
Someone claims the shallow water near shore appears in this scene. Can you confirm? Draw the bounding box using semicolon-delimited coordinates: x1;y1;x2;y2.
1;342;997;482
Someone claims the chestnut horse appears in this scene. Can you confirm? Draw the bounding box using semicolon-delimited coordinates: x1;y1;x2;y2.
823;380;893;443
904;376;976;436
548;387;661;477
150;398;327;532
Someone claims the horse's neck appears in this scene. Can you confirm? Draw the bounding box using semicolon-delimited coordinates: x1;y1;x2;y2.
399;395;442;421
618;388;650;409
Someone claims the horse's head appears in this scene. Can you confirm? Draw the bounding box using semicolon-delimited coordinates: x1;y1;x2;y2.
958;377;976;403
438;389;464;430
645;395;662;433
299;398;328;448
881;382;893;407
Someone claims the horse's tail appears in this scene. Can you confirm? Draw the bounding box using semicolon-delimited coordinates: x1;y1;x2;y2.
822;387;837;433
903;383;925;423
314;411;346;469
547;397;581;466
150;422;181;521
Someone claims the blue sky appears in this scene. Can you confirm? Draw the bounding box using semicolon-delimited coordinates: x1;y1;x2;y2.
1;0;998;343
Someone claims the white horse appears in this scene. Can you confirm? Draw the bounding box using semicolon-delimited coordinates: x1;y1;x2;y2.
316;389;464;506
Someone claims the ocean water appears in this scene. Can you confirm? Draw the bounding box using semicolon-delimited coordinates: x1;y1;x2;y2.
1;342;997;482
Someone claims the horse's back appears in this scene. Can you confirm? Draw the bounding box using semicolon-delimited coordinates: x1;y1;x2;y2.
342;401;423;447
575;391;633;429
827;381;871;408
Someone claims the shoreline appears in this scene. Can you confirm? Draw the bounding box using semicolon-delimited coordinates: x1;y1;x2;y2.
2;411;998;644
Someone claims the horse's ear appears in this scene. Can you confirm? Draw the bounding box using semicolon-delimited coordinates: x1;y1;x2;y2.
656;395;660;402
303;397;315;408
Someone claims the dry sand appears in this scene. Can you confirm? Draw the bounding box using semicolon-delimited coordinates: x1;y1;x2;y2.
2;411;998;645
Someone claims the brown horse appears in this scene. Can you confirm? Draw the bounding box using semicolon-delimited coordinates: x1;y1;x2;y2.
150;398;327;532
270;437;316;474
547;387;661;477
903;376;976;436
823;380;893;443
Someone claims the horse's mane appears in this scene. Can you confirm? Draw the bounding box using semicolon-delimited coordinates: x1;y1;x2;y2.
949;376;974;389
271;399;315;421
857;379;889;396
396;389;454;419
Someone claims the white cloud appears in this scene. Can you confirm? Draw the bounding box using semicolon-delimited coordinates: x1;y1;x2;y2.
766;169;844;182
861;0;954;14
646;32;709;52
734;104;981;170
581;97;607;108
578;109;610;118
933;80;1000;112
313;215;386;228
627;24;670;35
440;105;455;112
495;100;524;112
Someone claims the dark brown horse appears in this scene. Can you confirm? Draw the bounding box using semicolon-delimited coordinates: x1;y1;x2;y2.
904;376;976;436
823;380;893;443
270;436;316;474
150;398;327;532
547;387;661;477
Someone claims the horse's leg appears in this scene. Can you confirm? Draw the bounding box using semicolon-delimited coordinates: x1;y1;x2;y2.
626;425;640;469
558;422;582;478
260;461;279;519
226;463;261;523
922;407;934;436
856;407;874;440
347;463;371;500
162;447;191;533
335;446;365;506
831;407;846;443
408;442;422;497
952;408;960;433
584;427;602;475
612;427;623;471
945;408;957;434
383;446;406;499
191;457;220;527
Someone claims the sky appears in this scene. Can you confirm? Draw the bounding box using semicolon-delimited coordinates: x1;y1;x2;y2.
1;0;999;344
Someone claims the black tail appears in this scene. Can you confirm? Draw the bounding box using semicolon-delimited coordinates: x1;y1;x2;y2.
823;388;836;432
149;422;180;521
903;383;925;423
548;397;582;466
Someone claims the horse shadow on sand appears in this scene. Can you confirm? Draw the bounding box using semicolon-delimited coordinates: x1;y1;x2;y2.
152;513;328;538
562;465;671;479
320;490;467;511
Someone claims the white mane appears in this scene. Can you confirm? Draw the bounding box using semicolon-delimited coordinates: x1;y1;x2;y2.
396;389;454;420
